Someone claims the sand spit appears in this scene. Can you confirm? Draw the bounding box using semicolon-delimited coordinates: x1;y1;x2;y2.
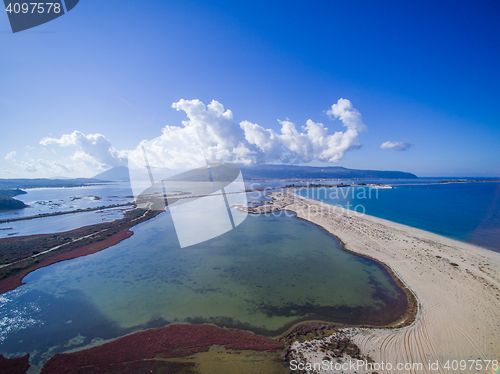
249;190;500;374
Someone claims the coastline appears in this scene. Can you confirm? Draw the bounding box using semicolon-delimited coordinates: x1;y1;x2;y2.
39;324;286;374
0;229;134;294
292;182;500;253
0;201;134;224
0;205;164;295
249;190;500;373
289;211;418;330
1;189;499;372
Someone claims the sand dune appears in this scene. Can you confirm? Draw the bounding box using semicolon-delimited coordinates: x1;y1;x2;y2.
250;190;500;373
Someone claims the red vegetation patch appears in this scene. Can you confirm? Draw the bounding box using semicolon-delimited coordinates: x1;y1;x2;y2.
0;354;30;374
41;324;283;374
0;230;133;294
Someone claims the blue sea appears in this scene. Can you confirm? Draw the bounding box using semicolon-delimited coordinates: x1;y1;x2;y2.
295;181;500;252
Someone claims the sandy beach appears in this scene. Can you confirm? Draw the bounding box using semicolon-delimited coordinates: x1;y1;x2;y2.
250;190;500;373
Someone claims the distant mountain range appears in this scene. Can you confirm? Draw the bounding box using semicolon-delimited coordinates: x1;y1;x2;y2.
93;166;130;181
239;164;418;180
93;165;417;182
0;165;416;210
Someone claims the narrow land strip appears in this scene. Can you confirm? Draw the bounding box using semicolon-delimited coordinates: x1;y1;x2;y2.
0;202;134;224
0;203;164;294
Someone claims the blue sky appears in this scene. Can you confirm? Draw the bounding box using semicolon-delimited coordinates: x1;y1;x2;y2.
1;0;499;178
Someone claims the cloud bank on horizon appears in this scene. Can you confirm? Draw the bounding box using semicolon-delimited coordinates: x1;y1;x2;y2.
5;98;369;176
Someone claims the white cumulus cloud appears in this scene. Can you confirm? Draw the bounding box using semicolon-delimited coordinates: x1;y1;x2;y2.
40;131;126;168
240;98;366;163
380;141;412;151
171;99;256;165
31;98;366;177
5;159;70;174
5;151;16;160
133;98;366;168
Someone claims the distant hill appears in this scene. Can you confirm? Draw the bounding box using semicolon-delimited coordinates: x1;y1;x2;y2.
164;163;239;182
99;164;417;182
93;166;130;181
0;189;28;211
0;178;107;190
0;188;27;198
239;164;417;180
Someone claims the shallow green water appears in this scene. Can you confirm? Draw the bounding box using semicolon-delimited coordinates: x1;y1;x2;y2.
0;210;407;365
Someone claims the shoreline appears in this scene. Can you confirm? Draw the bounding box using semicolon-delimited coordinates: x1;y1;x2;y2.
243;195;418;335
290;212;419;330
290;185;500;253
0;205;164;295
292;186;500;254
0;201;134;224
249;190;500;373
1;190;499;372
39;324;286;374
0;229;134;295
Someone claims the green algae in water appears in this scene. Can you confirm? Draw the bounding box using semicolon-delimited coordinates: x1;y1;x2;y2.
22;210;408;336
